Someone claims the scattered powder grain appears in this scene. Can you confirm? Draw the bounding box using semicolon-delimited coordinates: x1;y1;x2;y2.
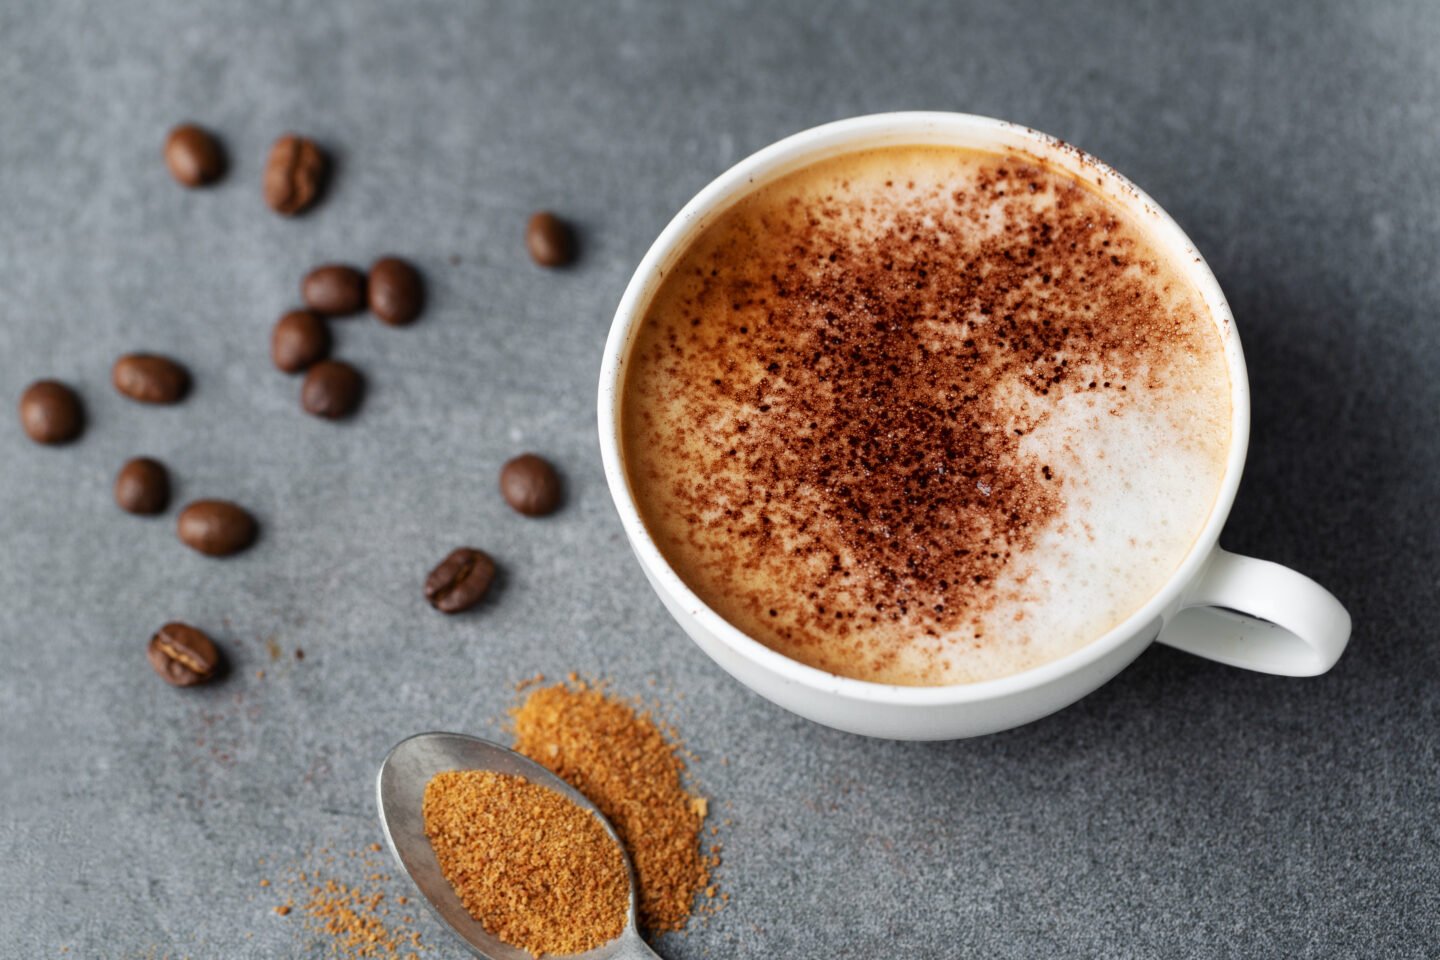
511;681;713;933
269;847;426;959
294;876;423;958
291;875;424;958
423;770;628;957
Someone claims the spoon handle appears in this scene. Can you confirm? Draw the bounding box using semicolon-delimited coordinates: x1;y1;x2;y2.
608;926;663;959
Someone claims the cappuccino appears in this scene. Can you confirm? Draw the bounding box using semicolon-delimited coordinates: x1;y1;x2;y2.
621;145;1231;686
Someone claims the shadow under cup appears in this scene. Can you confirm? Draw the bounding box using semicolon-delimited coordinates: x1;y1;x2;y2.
597;112;1350;740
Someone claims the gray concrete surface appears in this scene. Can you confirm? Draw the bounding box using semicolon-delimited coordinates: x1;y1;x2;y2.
1;1;1437;957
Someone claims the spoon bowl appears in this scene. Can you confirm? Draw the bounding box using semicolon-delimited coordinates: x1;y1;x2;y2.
376;731;659;959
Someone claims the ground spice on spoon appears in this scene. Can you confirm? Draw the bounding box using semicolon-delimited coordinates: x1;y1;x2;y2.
423;770;629;956
412;679;720;956
510;679;715;934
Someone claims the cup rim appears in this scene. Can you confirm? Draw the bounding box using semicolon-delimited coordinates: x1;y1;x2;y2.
597;111;1250;706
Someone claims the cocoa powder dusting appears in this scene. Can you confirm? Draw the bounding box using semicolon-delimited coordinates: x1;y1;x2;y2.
624;146;1222;682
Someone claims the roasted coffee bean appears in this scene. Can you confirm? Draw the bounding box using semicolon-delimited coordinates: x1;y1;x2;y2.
526;211;575;267
177;499;256;556
301;360;363;419
18;380;83;445
301;264;367;316
113;354;190;404
115;457;170;515
425;548;497;614
164;124;225;187
263;133;327;216
368;257;424;326
271;310;331;373
500;453;562;516
147;622;220;687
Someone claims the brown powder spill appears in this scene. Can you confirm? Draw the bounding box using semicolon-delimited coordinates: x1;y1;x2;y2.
423;770;629;957
269;847;426;959
510;681;714;933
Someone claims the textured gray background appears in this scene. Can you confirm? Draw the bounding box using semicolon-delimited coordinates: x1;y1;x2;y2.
1;0;1437;957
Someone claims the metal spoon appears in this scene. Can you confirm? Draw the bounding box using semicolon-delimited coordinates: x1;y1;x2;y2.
376;732;661;960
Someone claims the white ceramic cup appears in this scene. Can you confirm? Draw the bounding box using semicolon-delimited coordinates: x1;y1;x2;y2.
597;112;1351;740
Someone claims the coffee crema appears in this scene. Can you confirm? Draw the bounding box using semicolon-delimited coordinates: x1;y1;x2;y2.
622;145;1231;686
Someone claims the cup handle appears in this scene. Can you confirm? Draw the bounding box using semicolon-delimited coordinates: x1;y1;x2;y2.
1155;547;1351;676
